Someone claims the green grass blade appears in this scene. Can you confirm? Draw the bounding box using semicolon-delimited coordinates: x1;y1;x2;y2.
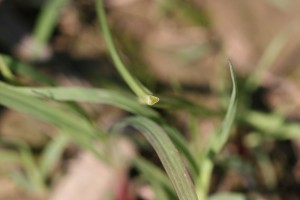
196;159;213;200
116;117;198;200
0;56;14;80
243;111;300;139
95;0;159;105
134;157;176;200
19;146;47;194
33;0;70;47
40;134;70;177
196;62;237;199
1;55;98;120
152;182;172;200
155;95;216;116
162;124;199;177
133;157;175;194
0;84;97;137
9;171;33;192
0;83;106;160
0;83;159;118
1;54;54;85
2;139;48;194
212;61;238;152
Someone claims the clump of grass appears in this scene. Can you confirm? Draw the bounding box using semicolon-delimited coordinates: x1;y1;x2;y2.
0;1;240;200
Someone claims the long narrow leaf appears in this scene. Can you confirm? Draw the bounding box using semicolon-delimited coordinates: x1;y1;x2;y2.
0;83;105;160
212;62;238;152
0;55;14;80
95;0;159;105
162;124;199;177
133;157;175;195
196;62;238;199
33;0;70;45
243;111;300;139
1;54;54;85
40;134;70;177
0;83;159;118
19;146;46;194
115;117;198;200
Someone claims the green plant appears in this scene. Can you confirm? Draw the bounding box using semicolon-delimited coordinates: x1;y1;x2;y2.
0;1;240;199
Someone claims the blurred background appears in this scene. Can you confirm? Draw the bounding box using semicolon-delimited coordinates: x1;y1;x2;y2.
0;0;300;199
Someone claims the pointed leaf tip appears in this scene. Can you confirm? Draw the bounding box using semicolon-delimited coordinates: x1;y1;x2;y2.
146;95;160;106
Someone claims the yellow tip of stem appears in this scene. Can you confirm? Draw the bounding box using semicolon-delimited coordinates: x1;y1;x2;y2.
140;95;159;106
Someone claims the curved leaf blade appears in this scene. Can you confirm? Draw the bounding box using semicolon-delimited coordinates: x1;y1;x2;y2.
115;116;198;200
0;83;159;118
